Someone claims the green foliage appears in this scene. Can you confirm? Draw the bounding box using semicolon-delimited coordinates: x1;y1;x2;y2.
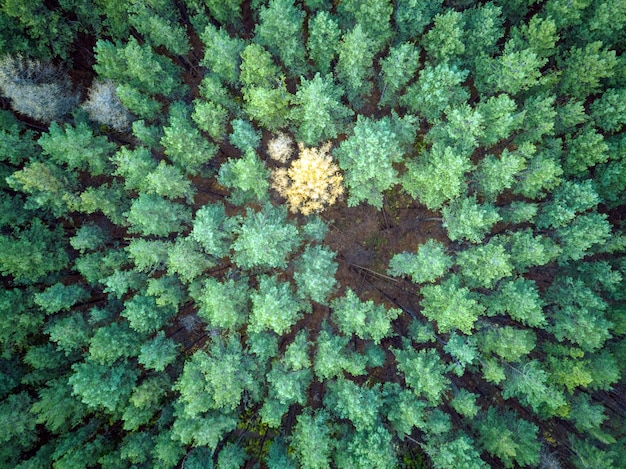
94;37;182;97
479;326;536;362
456;241;513;289
422;10;466;64
138;331;178;372
250;275;303;335
388;239;452;284
420;276;485;335
401;63;469;123
175;335;257;415
200;24;245;86
555;212;612;262
191;202;234;258
167;237;214;283
590;88;626;132
336;24;375;107
563;125;609;175
403;143;472;210
394;344;449;404
443;197;501;243
125;194;191;237
475;42;547;96
128;2;190;55
229;119;261;153
425;432;487;469
34;282;89;315
485;278;546;327
290;410;332;469
335;114;415;208
218;149;270;205
289;73;353;146
379;42;421;107
476;407;541;468
232;204;300;269
314;326;368;380
192;99;228;142
331;289;400;344
537;180;599;229
307;11;340;75
546;277;612;352
161;103;218;175
88;321;141;365
394;0;443;41
122;294;176;334
475;150;527;201
255;0;307;76
194;277;249;330
69;359;139;413
325;378;382;431
559;41;617;99
293;244;337;304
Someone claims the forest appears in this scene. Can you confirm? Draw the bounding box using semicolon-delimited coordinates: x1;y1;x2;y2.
0;0;625;467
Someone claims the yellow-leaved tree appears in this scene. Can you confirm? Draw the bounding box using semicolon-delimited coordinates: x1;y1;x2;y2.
271;141;343;215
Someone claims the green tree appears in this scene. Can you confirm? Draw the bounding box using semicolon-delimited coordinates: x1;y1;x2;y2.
191;202;234;259
331;289;400;344
314;325;369;380
231;204;300;269
88;321;142;365
218;149;270;205
128;1;190;55
420;276;485;335
174;335;258;415
402;142;473;210
378;42;421;107
479;326;536;362
289;73;353;146
122;294;176;334
194;277;249;330
200;24;245;86
590;88;626;132
69;359;139;413
559;41;617;99
546;277;612;352
474;150;527;201
229;119;261;153
125;194;191;237
456;241;513;289
161;102;218;175
335;24;375;108
537;180;599;229
335;114;416;208
388;239;452;284
293;244;338;304
290;410;332;469
476;94;525;146
250;275;303;335
255;0;307;76
34;282;89;315
93;37;182;97
442;197;501;243
324;378;382;431
138;331;178;372
401;63;469;123
393;344;449;404
484;278;546;327
422;10;466;64
563;125;609;175
476;407;541;468
307;11;340;75
394;0;443;41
